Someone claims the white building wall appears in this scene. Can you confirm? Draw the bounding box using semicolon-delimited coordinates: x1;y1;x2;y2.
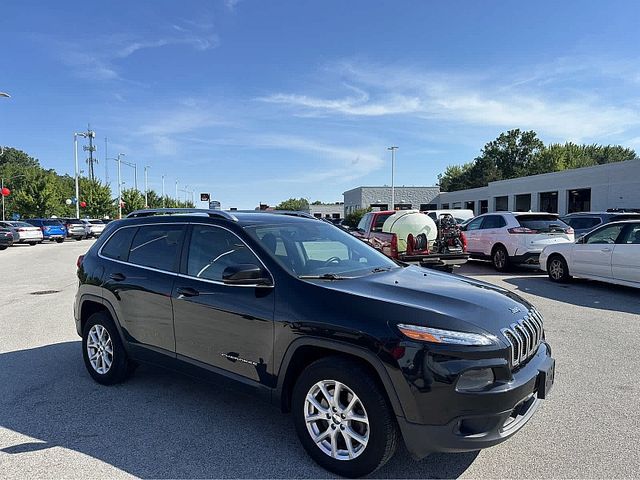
437;159;640;215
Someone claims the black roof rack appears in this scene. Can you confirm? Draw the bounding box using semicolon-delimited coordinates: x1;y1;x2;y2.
126;208;238;221
231;210;318;220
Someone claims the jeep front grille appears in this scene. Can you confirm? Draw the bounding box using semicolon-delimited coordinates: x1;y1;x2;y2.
501;309;544;368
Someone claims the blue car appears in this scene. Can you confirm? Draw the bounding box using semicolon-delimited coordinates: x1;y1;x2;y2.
25;219;67;243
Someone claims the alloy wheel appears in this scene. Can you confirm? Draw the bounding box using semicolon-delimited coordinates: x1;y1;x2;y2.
86;324;113;374
304;379;370;461
494;249;506;269
549;259;564;280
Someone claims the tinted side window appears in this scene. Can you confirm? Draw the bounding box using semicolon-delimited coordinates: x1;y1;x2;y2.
371;213;392;232
187;225;260;281
101;227;137;261
356;214;369;231
619;223;640;244
481;215;506;229
128;225;185;272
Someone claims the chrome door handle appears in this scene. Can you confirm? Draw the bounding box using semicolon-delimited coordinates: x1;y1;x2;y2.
600;248;612;252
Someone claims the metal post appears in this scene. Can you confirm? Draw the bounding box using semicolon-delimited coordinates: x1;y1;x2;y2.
162;175;165;207
387;146;398;210
144;166;149;207
74;134;80;218
117;154;123;219
133;164;138;191
1;177;4;222
175;180;178;200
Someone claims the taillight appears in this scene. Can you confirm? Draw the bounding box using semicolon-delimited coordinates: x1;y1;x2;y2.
460;231;468;252
508;227;538;234
77;255;84;268
390;234;398;257
40;226;46;231
406;233;415;255
17;228;26;232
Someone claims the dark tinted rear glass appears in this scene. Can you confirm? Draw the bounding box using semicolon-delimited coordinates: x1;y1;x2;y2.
562;217;601;230
65;219;83;224
371;213;393;232
127;225;185;272
516;215;568;233
101;227;137;261
43;220;63;226
89;220;104;224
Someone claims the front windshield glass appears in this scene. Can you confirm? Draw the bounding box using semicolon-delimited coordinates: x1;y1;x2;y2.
245;221;398;278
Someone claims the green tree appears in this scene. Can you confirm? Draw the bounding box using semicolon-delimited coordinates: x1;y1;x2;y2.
343;207;371;228
0;147;40;170
120;188;146;215
481;129;544;180
10;168;64;217
276;197;309;211
79;178;115;218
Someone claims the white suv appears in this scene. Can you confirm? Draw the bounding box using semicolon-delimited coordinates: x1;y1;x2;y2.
462;212;575;271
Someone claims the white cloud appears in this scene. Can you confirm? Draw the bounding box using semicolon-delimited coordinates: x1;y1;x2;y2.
250;134;384;182
260;60;640;142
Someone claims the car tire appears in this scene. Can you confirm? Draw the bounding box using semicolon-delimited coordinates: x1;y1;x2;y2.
82;311;132;385
28;242;37;246
0;246;7;250
55;238;64;243
75;237;82;241
492;245;510;272
547;255;571;282
291;356;399;478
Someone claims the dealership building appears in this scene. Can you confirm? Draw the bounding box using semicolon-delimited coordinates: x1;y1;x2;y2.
344;159;640;216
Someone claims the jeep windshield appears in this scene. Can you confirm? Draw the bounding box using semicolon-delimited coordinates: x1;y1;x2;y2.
245;221;399;278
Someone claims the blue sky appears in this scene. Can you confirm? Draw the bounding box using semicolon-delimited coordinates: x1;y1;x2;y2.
2;0;640;209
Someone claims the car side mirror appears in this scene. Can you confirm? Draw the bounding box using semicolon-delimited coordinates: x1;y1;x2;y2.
222;264;272;286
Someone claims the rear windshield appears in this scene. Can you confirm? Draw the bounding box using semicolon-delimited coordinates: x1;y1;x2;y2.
371;213;393;232
516;214;569;233
89;220;104;224
43;220;63;226
66;219;83;224
562;217;601;230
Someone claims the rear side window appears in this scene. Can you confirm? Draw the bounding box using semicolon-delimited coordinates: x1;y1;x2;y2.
371;213;392;232
516;215;568;233
562;217;600;231
480;215;506;229
43;220;62;226
101;227;137;261
619;224;640;244
128;225;185;272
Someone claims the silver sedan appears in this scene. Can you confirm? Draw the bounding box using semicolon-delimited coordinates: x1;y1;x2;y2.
0;221;44;245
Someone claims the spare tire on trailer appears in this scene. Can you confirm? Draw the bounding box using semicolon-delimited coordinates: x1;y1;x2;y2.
382;210;437;254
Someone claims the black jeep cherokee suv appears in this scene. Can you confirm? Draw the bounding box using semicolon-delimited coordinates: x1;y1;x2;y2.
74;208;555;477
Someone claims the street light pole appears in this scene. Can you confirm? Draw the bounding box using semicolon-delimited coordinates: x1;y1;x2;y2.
387;146;398;210
116;153;125;219
74;132;88;218
144;165;150;207
161;175;165;207
175;180;178;200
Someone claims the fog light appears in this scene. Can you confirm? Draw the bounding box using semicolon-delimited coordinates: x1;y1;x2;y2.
456;368;495;391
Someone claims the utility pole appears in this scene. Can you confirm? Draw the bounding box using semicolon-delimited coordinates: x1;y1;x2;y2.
83;126;97;181
115;153;125;219
104;137;109;186
74;132;88;218
387;146;398;210
144;165;150;207
162;175;166;207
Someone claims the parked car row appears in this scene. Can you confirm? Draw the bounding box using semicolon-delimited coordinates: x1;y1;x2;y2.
457;210;640;288
0;218;107;250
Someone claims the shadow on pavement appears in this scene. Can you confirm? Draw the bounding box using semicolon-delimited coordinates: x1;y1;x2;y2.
503;277;640;315
0;342;477;478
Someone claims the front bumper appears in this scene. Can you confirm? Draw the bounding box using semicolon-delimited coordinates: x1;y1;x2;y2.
396;342;554;459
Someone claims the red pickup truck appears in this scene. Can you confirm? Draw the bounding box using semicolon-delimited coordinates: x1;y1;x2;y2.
351;210;469;271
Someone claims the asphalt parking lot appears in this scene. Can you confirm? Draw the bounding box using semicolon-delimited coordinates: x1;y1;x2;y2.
1;241;639;478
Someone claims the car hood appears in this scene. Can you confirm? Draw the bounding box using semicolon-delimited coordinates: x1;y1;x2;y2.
317;266;535;336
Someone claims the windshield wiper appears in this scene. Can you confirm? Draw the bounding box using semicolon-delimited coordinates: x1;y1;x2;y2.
371;266;393;273
298;273;347;280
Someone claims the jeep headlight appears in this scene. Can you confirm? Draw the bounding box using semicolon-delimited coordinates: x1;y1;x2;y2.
397;324;494;346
